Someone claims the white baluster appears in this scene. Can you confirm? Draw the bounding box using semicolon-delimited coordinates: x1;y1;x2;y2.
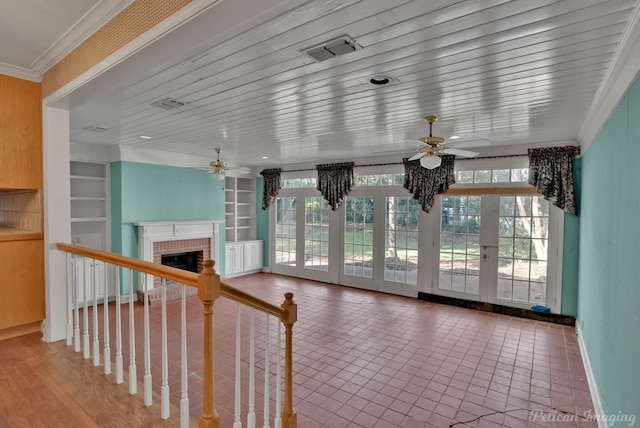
233;303;242;428
83;257;90;359
274;322;282;428
129;269;137;395
66;253;72;346
103;261;111;375
180;284;190;428
263;314;270;428
247;309;255;428
143;274;152;406
115;265;123;384
161;278;170;419
92;260;100;367
73;254;80;353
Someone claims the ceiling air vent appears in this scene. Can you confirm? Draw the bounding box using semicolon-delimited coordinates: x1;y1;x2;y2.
84;125;109;133
303;35;361;62
152;98;186;110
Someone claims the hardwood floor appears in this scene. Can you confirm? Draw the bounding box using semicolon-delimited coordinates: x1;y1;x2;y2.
0;273;595;427
0;330;182;427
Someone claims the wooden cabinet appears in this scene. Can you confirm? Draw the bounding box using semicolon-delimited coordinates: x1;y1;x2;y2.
225;240;263;277
0;74;45;334
0;239;45;330
0;75;42;189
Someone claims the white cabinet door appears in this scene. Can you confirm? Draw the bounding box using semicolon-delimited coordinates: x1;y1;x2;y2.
225;243;244;275
243;240;263;272
73;258;107;305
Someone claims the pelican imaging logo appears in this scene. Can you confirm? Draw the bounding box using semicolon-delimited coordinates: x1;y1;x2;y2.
529;409;636;426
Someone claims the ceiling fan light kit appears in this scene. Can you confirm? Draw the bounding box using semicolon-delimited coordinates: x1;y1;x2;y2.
420;154;442;169
408;115;480;168
210;147;227;181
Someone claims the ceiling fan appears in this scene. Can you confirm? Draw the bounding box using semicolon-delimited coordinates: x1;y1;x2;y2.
208;147;227;180
207;147;250;180
408;116;480;169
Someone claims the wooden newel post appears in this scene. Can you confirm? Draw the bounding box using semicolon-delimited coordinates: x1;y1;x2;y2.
198;260;221;428
281;292;298;428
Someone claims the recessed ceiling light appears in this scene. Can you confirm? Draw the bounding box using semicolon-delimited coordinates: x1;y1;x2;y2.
140;135;152;139
449;135;460;139
369;75;391;85
261;156;269;159
364;74;398;86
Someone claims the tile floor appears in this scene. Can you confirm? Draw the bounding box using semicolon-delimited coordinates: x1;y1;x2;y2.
215;273;595;427
72;273;596;427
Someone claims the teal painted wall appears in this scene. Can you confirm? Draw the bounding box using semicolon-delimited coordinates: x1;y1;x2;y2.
561;158;581;316
111;161;226;293
578;77;640;423
255;176;270;268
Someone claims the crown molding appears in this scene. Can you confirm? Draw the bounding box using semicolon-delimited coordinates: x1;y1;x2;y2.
118;145;212;169
0;62;41;82
32;0;135;76
578;0;640;154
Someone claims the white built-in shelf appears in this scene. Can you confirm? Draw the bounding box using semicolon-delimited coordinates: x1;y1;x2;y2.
71;217;108;223
225;176;256;242
70;161;110;251
71;197;106;201
70;175;106;181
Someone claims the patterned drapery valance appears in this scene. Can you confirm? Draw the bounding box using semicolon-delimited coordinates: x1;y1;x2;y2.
260;168;282;210
403;155;455;212
528;146;580;215
316;162;354;210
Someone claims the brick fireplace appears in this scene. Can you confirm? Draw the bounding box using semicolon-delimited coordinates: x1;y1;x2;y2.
134;220;224;304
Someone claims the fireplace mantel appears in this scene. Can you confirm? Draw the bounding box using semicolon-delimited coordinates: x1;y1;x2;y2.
134;220;224;290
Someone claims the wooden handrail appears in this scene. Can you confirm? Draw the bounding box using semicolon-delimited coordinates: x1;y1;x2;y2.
57;242;297;427
56;243;288;321
220;282;286;319
56;243;198;287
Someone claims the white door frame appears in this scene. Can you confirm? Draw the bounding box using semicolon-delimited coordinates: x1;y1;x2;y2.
428;193;563;313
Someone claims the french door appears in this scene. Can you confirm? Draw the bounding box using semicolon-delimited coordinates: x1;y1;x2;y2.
340;189;419;297
432;193;561;311
272;192;335;283
272;188;420;297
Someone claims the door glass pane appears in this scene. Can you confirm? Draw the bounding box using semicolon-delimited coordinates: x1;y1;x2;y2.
344;196;374;279
439;196;481;294
304;197;329;271
275;197;296;266
498;196;548;304
384;196;419;285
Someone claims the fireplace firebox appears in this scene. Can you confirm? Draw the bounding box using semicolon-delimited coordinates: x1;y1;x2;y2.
161;251;201;273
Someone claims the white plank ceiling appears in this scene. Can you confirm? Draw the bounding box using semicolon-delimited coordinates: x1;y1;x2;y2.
57;0;640;168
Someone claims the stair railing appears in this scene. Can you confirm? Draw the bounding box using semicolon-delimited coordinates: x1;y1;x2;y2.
56;243;297;428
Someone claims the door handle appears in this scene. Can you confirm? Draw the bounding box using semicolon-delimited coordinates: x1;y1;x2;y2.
482;254;487;259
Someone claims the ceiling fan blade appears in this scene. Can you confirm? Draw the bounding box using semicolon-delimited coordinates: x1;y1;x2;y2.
447;139;491;149
227;166;251;174
408;152;426;161
441;148;480;158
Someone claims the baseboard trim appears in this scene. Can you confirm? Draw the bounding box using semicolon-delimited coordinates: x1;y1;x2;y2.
0;321;42;341
417;292;575;325
576;322;606;428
